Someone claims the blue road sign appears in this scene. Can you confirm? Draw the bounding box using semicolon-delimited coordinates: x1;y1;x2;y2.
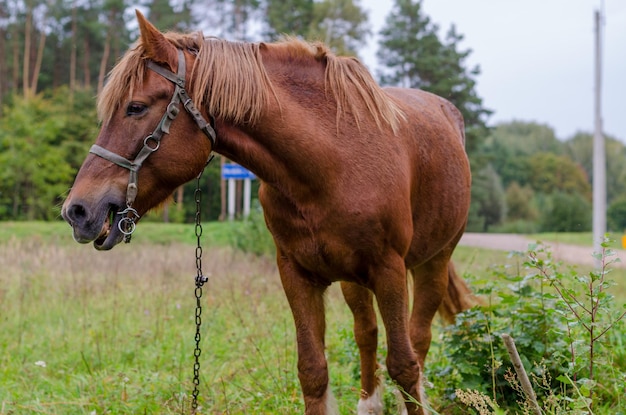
222;163;256;180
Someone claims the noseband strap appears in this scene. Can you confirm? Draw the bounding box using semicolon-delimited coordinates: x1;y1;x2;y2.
88;48;216;241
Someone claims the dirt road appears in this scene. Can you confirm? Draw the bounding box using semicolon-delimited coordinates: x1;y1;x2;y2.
458;233;626;268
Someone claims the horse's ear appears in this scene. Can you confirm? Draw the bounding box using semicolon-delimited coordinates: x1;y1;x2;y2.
136;9;177;70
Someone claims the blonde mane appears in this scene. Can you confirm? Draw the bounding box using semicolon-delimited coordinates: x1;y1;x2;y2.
98;33;405;131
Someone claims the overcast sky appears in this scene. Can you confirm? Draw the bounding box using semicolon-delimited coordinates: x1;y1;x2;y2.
359;0;626;142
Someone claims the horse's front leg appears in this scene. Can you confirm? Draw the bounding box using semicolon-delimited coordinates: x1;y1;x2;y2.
340;281;383;415
372;255;426;415
278;255;335;415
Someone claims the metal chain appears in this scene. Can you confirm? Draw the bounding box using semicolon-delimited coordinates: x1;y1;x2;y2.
191;155;213;414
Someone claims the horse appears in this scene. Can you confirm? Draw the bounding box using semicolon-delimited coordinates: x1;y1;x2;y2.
62;11;474;415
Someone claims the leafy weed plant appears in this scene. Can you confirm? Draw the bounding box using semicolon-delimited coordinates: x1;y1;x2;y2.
432;241;626;414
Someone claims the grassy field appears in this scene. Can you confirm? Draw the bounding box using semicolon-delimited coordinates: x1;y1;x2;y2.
1;222;624;414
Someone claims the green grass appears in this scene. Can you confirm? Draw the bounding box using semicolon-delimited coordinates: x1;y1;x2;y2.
1;222;624;414
0;222;359;414
527;231;626;248
0;220;229;246
2;221;618;249
0;238;301;414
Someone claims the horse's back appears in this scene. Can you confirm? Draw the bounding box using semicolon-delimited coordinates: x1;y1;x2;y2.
385;87;465;145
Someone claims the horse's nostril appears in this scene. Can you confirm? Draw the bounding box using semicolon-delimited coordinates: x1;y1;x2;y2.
65;202;88;225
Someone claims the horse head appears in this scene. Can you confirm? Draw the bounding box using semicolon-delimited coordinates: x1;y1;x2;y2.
62;11;214;250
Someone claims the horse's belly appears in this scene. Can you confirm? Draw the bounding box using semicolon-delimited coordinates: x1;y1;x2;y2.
261;201;392;285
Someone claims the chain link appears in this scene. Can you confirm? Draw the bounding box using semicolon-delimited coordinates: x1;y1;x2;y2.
191;155;213;414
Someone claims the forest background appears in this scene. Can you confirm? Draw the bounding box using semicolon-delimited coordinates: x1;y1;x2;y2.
1;0;625;234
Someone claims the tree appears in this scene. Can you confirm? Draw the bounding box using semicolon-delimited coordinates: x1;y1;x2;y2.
505;182;538;222
607;196;626;233
263;0;368;57
22;0;51;99
468;164;506;232
566;132;626;205
195;0;261;40
143;0;193;31
376;0;490;153
0;89;96;220
480;121;564;188
98;0;131;94
539;192;591;232
308;0;368;55
526;153;591;199
263;0;314;39
0;0;10;111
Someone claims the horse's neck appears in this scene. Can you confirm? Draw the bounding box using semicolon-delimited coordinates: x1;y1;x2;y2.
214;47;360;205
215;109;334;197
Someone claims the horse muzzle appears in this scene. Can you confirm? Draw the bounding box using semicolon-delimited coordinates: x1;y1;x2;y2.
62;196;127;250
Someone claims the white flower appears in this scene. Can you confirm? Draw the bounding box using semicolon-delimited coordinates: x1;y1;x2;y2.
34;361;47;368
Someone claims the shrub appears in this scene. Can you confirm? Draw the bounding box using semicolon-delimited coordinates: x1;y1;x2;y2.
228;203;276;257
539;192;592;232
607;196;626;233
431;242;626;414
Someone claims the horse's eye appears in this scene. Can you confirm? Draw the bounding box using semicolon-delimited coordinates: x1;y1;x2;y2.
126;103;147;116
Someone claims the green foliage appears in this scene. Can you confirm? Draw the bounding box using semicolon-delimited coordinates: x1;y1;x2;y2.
607;196;626;233
539;192;592;232
264;0;371;57
228;203;276;257
431;271;571;409
309;0;370;55
504;182;538;222
526;240;626;410
467;164;506;232
143;0;193;31
567;132;626;205
432;243;626;414
264;0;315;39
475;121;614;233
479;121;563;189
0;89;97;220
527;153;591;198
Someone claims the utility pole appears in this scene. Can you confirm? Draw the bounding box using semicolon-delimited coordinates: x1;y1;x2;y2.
592;8;605;264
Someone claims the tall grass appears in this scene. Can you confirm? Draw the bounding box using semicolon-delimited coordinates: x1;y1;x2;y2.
0;233;363;414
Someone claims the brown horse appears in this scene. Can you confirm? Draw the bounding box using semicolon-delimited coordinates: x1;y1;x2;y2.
62;11;474;415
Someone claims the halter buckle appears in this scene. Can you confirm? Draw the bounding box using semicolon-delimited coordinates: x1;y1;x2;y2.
166;102;180;119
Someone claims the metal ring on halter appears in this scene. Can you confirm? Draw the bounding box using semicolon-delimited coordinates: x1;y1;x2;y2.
118;217;137;236
143;135;160;151
117;207;140;236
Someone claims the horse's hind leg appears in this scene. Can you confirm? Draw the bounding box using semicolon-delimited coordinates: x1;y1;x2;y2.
340;281;383;415
277;255;335;415
409;251;453;371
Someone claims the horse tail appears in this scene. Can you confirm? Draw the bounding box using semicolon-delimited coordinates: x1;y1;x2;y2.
438;261;477;324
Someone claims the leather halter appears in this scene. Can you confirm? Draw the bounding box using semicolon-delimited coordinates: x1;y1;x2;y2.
89;48;216;239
